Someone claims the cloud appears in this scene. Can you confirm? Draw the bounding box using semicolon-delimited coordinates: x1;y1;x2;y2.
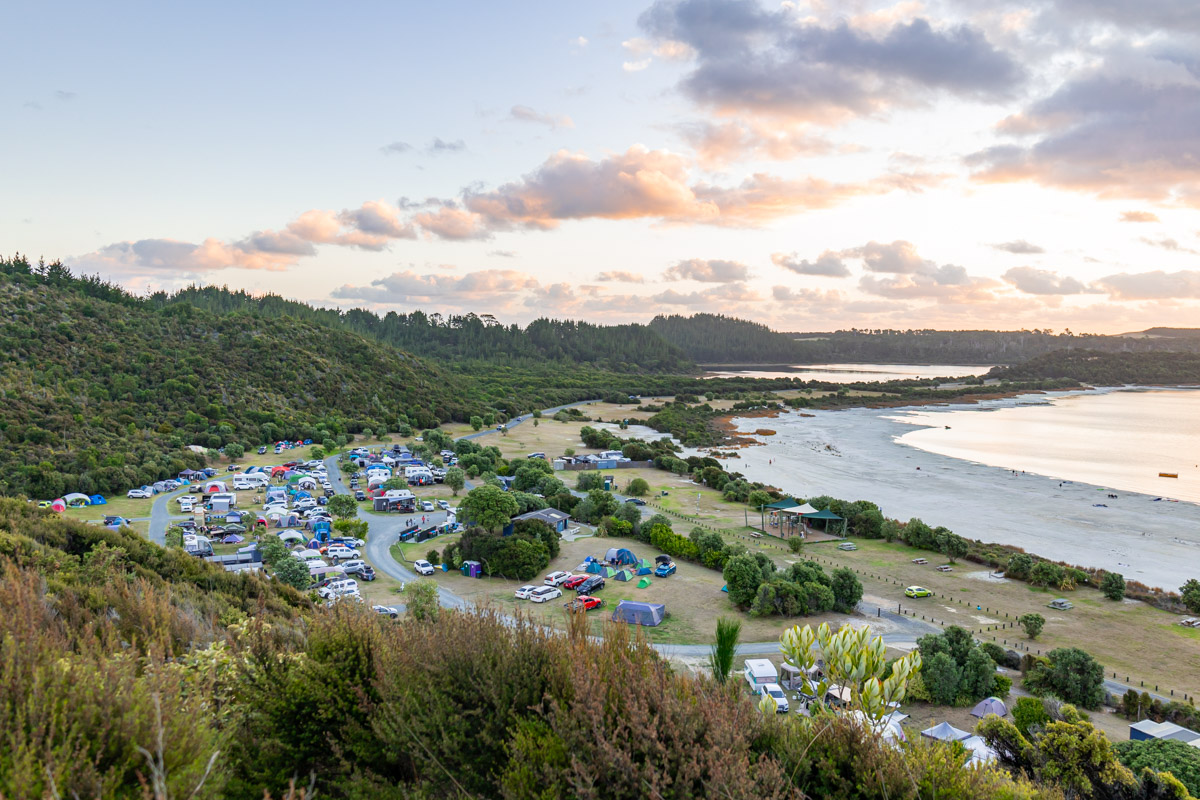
968;70;1200;205
597;271;646;283
412;205;492;241
678;119;835;166
287;200;416;250
55;90;77;101
380;141;413;155
1140;237;1199;254
843;240;999;302
333;269;541;304
623;59;651;72
663;258;749;282
488;249;516;258
771;250;850;277
573;36;588;47
1095;270;1200;300
22;101;41;111
84;238;298;273
509;105;574;129
991;239;1045;254
651;282;761;306
639;0;1022;125
427;138;466;154
1003;266;1094;295
771;285;844;303
1120;210;1160;223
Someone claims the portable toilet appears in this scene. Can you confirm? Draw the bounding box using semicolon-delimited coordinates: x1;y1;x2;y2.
743;659;778;695
460;560;482;578
602;474;615;490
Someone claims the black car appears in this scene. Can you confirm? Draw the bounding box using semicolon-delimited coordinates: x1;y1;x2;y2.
257;446;267;454
324;488;335;497
317;496;328;505
345;563;376;581
624;498;646;506
354;490;366;501
577;576;605;594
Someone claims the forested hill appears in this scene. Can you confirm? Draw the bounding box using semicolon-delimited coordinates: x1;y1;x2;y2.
160;286;694;372
988;351;1200;385
0;256;481;499
652;314;1200;365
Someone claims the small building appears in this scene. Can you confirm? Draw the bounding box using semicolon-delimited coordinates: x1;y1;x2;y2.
1129;720;1200;744
511;508;570;533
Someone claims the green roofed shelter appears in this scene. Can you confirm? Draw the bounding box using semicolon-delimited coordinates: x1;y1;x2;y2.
802;507;847;537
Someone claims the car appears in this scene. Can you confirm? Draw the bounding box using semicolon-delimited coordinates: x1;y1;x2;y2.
317;496;329;505
354;490;366;501
514;584;539;600
421;500;434;512
126;488;152;499
577;576;605;594
905;586;932;598
372;605;400;618
654;561;677;577
413;559;436;576
344;563;376;581
624;498;646;506
103;515;128;527
334;537;366;548
326;545;360;560
565;595;604;612
436;499;450;510
529;586;562;603
544;571;573;587
761;683;790;714
258;446;267;455
562;575;589;590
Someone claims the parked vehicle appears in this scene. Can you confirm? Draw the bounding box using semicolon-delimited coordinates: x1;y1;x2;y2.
761;683;790;713
317;579;359;599
514;584;538;600
126;488;152;499
565;595;604;612
562;575;588;589
258;446;267;454
744;659;778;695
576;576;605;594
654;561;677;577
436;499;450;510
326;545;361;560
544;571;573;587
373;605;400;618
530;586;562;603
354;490;366;501
624;498;646;506
421;500;434;512
344;563;376;581
904;586;932;598
413;559;436;576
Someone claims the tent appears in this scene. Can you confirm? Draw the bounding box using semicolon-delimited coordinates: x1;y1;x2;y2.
585;561;604;574
637;577;652;589
636;566;652;575
50;499;66;512
970;697;1009;718
604;547;637;566
63;492;91;507
278;531;305;544
960;735;997;764
613;569;633;582
921;722;970;742
203;481;227;494
222;533;245;544
603;566;618;577
611;600;666;627
637;558;652;570
89;494;107;505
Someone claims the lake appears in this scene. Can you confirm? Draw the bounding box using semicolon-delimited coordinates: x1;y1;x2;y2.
703;363;991;383
895;388;1200;503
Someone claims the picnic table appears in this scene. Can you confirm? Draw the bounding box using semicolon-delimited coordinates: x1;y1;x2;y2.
912;558;928;565
936;565;953;572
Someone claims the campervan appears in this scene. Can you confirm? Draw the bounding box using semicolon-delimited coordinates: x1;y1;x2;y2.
743;659;779;695
232;473;269;490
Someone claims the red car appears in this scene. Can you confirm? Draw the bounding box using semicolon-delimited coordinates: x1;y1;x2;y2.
565;595;604;612
562;575;589;590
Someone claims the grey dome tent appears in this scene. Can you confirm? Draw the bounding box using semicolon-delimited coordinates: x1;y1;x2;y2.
605;547;637;566
611;600;666;627
970;697;1008;718
921;721;970;742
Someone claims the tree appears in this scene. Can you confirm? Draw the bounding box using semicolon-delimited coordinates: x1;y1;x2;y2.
1181;579;1200;614
1028;648;1106;709
939;532;969;563
224;442;245;460
1019;612;1045;639
327;493;359;520
426;549;440;565
1114;739;1200;798
960;648;996;700
829;567;863;613
709;617;741;685
626;478;649;497
260;533;289;566
405;579;440;622
924;651;961;705
587;488;618;519
310;446;325;460
1006;552;1034;579
747;489;772;510
1029;561;1065;588
458;484;518;532
723;553;764;608
1102;571;1126;601
272;556;311;590
445;467;465;496
470;416;484;431
576;472;604;491
1012;696;1051;737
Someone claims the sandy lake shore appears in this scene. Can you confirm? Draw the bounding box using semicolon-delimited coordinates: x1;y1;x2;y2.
708;395;1200;591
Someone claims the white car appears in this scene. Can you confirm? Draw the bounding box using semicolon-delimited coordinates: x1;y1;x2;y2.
514;584;539;600
337;537;366;548
413;559;436;576
530;586;563;604
126;488;152;499
325;545;360;560
295;499;317;510
262;504;289;515
373;605;400;618
421;500;434;512
436;500;450;510
761;683;790;714
544;571;573;587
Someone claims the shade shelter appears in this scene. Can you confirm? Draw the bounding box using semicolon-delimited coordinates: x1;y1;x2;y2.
801;507;847;537
970;697;1008;718
50;499;66;512
921;722;970;742
611;600;665;627
63;492;91;507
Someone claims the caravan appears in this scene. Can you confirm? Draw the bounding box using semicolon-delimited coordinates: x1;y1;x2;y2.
232;473;270;490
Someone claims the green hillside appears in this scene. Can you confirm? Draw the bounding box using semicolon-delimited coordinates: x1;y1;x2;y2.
0;255;479;499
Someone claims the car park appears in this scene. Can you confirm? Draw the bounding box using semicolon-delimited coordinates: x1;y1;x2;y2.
126;488;152;499
576;576;605;594
530;586;562;603
565;595;604;612
562;575;588;590
373;605;400;618
905;586;932;598
544;571;573;586
514;584;539;600
413;559;436;576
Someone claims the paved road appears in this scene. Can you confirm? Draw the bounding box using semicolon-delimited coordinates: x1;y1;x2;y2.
147;488;190;545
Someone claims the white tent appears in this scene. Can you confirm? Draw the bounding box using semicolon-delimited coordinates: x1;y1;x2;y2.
960;735;997;764
845;710;907;743
921;721;971;742
297;476;318;488
295;548;323;560
278;530;305;544
62;492;92;506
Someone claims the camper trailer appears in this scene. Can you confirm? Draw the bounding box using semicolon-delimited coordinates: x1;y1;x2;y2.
743;659;779;695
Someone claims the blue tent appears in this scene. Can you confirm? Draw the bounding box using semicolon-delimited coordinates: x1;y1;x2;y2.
88;495;107;505
611;601;666;627
586;562;604;574
636;566;652;575
605;547;637;566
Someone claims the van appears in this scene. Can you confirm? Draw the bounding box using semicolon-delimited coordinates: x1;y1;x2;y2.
177;496;194;511
743;659;778;694
317;578;359;599
326;544;361;560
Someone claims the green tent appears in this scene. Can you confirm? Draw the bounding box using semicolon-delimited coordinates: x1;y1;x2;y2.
637;577;652;589
604;566;618;578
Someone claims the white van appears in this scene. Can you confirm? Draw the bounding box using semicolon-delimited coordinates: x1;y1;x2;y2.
317;578;359;599
743;659;779;695
177;495;194;511
232;473;269;490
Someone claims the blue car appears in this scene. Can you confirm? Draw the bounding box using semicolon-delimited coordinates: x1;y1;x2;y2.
654;561;677;577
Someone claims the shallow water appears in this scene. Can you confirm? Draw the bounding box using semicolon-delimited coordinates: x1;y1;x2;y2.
703;363;990;383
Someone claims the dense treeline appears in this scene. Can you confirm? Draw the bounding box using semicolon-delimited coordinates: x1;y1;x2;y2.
159;285;694;372
0;255;480;498
650;313;1200;365
988;350;1200;385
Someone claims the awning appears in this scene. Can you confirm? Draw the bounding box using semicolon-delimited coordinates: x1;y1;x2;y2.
801;508;843;521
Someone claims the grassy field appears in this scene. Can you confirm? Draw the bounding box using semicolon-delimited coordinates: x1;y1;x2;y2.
803;538;1200;698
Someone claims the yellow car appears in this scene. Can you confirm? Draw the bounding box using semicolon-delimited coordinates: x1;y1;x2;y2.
905;586;932;598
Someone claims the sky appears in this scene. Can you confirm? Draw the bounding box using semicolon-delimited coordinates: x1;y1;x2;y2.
3;0;1200;334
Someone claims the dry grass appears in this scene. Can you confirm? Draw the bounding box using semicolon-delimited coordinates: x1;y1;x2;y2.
804;539;1200;698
